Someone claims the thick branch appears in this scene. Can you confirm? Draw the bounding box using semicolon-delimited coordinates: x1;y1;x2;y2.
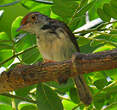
0;49;117;93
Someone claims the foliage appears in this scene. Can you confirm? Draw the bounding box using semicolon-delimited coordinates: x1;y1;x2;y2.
0;0;117;110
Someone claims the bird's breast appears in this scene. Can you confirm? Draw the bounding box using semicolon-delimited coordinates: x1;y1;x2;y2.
36;29;77;61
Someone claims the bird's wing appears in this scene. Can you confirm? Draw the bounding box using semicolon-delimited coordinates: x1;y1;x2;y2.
49;19;80;52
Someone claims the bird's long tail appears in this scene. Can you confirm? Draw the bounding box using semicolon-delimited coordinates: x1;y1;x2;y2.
74;75;92;105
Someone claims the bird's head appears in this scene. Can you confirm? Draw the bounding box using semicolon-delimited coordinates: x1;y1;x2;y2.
17;12;49;34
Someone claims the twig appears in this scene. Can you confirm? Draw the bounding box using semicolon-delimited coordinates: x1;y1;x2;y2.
0;0;20;7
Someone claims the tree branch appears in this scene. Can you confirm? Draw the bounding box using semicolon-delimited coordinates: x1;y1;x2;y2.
0;49;117;93
0;0;20;7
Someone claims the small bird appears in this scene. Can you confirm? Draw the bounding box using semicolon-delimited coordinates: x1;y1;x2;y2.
17;12;92;105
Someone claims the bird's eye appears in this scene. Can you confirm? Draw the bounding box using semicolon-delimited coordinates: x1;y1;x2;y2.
31;15;36;20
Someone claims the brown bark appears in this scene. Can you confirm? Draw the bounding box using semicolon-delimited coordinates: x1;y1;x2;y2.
0;49;117;93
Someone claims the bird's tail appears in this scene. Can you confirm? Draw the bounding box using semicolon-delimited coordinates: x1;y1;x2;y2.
74;74;92;105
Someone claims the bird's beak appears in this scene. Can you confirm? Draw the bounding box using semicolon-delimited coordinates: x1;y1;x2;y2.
16;25;24;32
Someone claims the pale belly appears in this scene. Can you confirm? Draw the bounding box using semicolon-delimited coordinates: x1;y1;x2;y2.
37;31;77;62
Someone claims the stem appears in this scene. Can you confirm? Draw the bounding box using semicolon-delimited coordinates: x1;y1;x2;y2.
10;92;16;110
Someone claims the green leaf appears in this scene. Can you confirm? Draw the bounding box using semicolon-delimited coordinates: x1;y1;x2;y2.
21;0;43;9
0;32;10;40
0;49;13;67
69;17;81;31
76;0;95;18
46;79;74;94
0;103;12;110
69;88;80;104
18;102;37;110
90;71;107;81
77;36;90;46
0;0;16;5
15;85;36;97
0;3;28;37
88;0;110;20
103;3;117;19
79;0;88;8
52;0;78;19
0;43;12;49
94;78;108;89
36;83;63;110
0;95;11;105
20;48;40;64
93;44;115;53
0;32;13;50
105;85;117;95
31;4;51;16
15;34;36;53
94;93;105;109
109;6;117;19
98;85;117;106
90;38;102;47
11;16;23;38
97;8;111;22
62;100;77;110
110;0;117;8
15;85;37;110
88;0;111;20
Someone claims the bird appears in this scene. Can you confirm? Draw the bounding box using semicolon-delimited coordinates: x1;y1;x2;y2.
17;12;92;105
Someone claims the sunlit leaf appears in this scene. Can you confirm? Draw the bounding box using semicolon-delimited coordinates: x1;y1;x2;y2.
93;44;115;53
62;100;77;110
11;16;23;38
18;102;37;110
